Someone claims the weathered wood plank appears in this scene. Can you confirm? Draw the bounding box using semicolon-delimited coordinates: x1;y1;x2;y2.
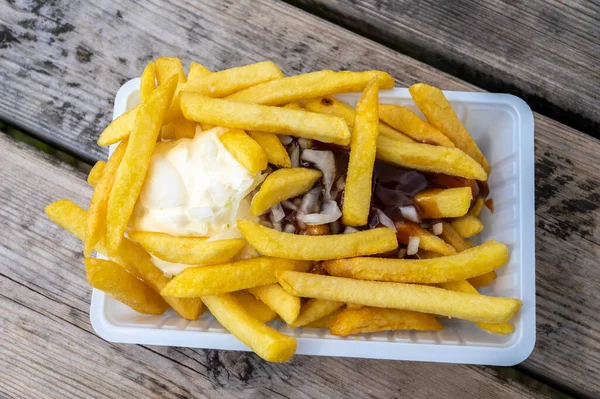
287;0;600;136
0;132;548;398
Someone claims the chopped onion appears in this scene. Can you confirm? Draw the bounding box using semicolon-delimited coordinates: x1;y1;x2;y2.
290;144;300;168
432;222;443;235
281;200;297;211
330;176;346;200
260;220;273;229
407;235;420;255
397;248;407;258
299;187;321;214
376;209;396;231
297;138;312;149
297;200;342;225
343;226;359;234
400;205;421;223
301;149;336;199
187;206;214;221
283;224;296;233
272;221;283;232
279;135;293;145
330;220;341;234
270;203;285;223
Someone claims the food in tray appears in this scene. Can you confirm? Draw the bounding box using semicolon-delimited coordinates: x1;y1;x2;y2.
45;57;521;362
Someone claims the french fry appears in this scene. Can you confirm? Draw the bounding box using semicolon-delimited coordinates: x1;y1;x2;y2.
180;93;351;145
226;70;395;105
140;61;156;103
219;129;269;175
378;104;455;147
282;102;304;110
277;271;522;324
289;299;345;328
97;104;140;146
330;307;443;336
248;284;301;325
468;271;497;288
106;75;178;254
187;61;211;81
87;160;106;187
322;241;508;284
416;249;442;259
202;294;296;362
470;196;486;217
160;257;311;298
247;131;291;167
440;222;473;252
439;280;513;334
450;215;483;238
85;258;168;315
161;118;197;140
376;136;487;181
346;303;364;309
231;291;278;323
413;187;472;219
155;56;186;84
250;168;322;216
304;309;343;328
342;78;379;226
409;83;490;173
395;220;456;255
303;96;413;143
238;220;398;261
44;200;204;320
84;140;127;257
128;231;246;265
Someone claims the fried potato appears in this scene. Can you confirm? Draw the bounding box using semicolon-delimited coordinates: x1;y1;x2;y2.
161;118;197;140
330;307;443;336
378;104;455;147
440;222;472;252
247;131;291;167
202;294;296;362
251;168;322;216
160;257;311;298
180;93;351;145
238;220;398;260
84;140;127;257
283;102;304;110
303;96;413;143
45;200;204;319
219;129;269;175
87;160;106;187
277;271;522;324
289;299;345;328
140;61;156;103
470;196;486;217
450;215;484;238
413;187;472;219
342;78;379;226
231;291;278;323
409;83;490;173
155;56;186;84
468;271;497;288
416;249;442;259
346;303;364;309
440;280;513;334
97;104;140;146
187;61;212;81
85;258;168;315
304;309;343;328
128;231;246;265
226;70;395;105
395;220;456;255
376;136;487;181
322;240;508;284
106;75;178;254
248;284;301;325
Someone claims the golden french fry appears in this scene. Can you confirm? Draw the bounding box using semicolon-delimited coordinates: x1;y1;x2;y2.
87;160;106;187
238;220;398;260
282;102;304;110
155;56;186;84
277;271;522;324
304;309;343;329
378;104;455;147
202;294;296;362
187;61;211;81
409;83;490;173
161;118;197;140
45;200;204;320
231;291;278;323
219;129;268;175
416;249;442;259
376;136;487;181
440;222;473;252
289;299;345;328
84;140;127;257
106;75;178;254
97;104;140;146
128;231;246;265
322;241;508;284
303;96;413;143
140;61;156;103
342;78;379;226
250;168;322;216
468;271;497;288
226;70;395;105
248;284;301;325
180;92;351;145
470;196;486;217
413;187;472;219
395;220;456;255
346;303;364;309
160;257;311;298
330;307;443;336
85;258;168;315
450;215;484;238
247;131;291;167
439;280;513;334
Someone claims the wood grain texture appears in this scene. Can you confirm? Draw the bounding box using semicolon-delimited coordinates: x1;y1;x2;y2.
0;132;548;399
286;0;600;136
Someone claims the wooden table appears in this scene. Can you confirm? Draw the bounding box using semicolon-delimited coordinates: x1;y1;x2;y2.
1;1;599;397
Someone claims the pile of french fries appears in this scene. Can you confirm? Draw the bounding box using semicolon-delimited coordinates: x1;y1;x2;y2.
45;57;521;363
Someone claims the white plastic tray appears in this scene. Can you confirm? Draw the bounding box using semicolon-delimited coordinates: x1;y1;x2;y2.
91;78;535;365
